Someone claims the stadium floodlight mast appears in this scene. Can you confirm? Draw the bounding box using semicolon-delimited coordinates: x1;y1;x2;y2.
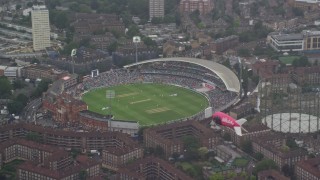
133;36;141;63
71;49;77;74
238;57;243;98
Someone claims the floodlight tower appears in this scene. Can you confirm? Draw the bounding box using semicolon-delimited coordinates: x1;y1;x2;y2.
133;36;141;63
238;57;243;98
71;49;77;74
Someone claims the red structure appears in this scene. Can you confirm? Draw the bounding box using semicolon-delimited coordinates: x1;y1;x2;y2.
212;112;247;136
43;93;87;124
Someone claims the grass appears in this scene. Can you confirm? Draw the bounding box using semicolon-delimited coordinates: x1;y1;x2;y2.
177;162;202;178
278;56;300;65
82;83;209;126
233;158;249;167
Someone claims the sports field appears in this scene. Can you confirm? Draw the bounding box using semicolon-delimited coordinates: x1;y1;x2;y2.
82;83;209;125
278;56;300;65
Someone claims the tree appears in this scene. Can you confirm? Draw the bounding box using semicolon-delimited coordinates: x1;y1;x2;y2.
0;77;12;99
189;10;201;25
254;152;264;161
60;42;79;55
107;42;118;54
240;140;253;154
182;136;201;161
238;48;251;57
292;56;310;67
13;79;25;90
90;0;100;10
128;0;148;19
16;94;28;106
286;137;298;149
8;101;24;114
250;3;259;16
16;4;22;10
182;136;200;151
26;132;42;142
78;4;92;13
154;145;164;158
45;0;61;9
126;25;140;38
292;7;304;17
175;12;181;26
198;147;208;160
79;38;91;48
227;172;237;178
79;170;87;180
151;17;163;24
253;159;278;175
273;6;285;16
54;11;69;29
27;2;33;7
143;37;157;47
209;173;224;180
31;58;40;64
172;152;179;160
71;148;81;158
282;164;294;177
31;79;52;98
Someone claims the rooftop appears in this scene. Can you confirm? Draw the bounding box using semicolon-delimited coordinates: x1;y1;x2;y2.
272;33;303;41
119;156;193;180
124;57;240;93
79;110;112;122
296;157;320;178
258;170;290;180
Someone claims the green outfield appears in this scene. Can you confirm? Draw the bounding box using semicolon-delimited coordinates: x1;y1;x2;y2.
82;83;209;125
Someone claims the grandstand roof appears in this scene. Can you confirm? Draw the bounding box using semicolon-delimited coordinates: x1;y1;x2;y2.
124;57;240;93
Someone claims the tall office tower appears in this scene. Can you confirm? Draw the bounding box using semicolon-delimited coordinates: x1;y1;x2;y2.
149;0;164;21
31;5;51;51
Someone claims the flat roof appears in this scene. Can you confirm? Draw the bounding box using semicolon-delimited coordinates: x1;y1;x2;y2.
272;34;303;41
124;57;240;93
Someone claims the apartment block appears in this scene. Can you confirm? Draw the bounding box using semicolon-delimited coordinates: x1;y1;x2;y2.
252;135;308;168
0;138;101;179
144;120;220;158
180;0;214;15
295;157;320;180
102;147;143;171
21;65;65;81
149;0;164;20
0;123;141;153
31;5;51;51
117;156;192;180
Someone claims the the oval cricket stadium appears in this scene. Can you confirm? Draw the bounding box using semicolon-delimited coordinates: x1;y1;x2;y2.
80;57;240;126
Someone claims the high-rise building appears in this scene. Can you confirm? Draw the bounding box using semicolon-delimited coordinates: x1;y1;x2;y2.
149;0;164;21
31;5;50;51
180;0;214;15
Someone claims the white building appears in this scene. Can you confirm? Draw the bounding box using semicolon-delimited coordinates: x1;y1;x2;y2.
23;8;32;16
4;67;20;79
108;120;139;136
269;33;304;52
31;5;51;51
149;0;164;21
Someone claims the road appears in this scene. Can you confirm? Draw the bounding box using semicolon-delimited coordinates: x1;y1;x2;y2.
21;98;42;122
